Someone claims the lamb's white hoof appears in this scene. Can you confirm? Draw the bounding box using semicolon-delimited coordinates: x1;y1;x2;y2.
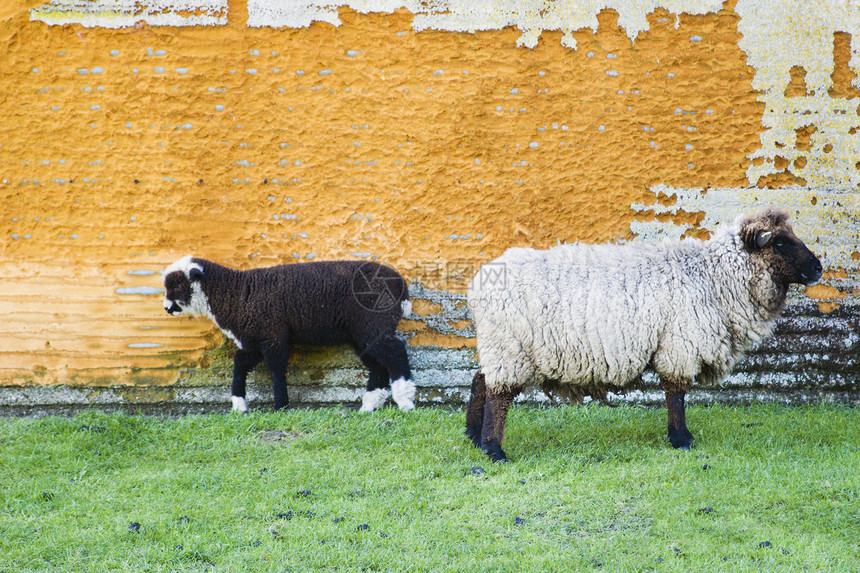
231;395;248;414
397;400;414;413
391;378;416;412
359;388;390;412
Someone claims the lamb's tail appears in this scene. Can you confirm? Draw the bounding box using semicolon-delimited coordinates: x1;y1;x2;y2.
400;298;413;317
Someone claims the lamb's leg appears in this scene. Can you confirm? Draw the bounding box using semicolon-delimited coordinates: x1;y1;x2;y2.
465;370;487;448
262;340;291;410
361;335;415;412
356;354;391;412
661;377;694;450
480;385;521;463
231;350;262;413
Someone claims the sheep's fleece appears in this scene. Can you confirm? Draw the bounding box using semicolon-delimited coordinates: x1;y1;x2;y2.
469;211;810;394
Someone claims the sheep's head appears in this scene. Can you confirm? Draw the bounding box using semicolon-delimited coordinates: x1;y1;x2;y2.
162;255;207;316
739;208;822;287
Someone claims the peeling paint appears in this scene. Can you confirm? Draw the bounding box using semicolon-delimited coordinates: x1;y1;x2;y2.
246;1;724;49
30;0;228;27
735;0;860;187
116;286;165;296
31;0;858;191
630;184;860;299
402;283;474;341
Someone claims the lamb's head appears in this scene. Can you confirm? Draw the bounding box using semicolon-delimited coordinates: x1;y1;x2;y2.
739;208;822;287
162;255;208;317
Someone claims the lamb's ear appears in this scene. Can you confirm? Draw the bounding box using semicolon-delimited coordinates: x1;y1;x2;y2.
755;230;773;249
189;267;204;281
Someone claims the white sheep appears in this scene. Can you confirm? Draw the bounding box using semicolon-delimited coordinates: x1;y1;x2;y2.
163;256;416;413
465;208;823;461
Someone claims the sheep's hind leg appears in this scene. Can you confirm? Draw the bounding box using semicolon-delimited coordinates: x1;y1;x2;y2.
262;340;291;410
357;354;391;412
661;377;694;450
231;350;262;413
465;370;487;448
361;335;415;412
480;385;522;463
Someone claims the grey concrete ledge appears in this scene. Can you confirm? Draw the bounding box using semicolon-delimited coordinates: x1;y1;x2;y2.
1;377;857;417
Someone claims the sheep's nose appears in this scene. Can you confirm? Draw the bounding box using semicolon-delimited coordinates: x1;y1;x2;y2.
802;258;823;286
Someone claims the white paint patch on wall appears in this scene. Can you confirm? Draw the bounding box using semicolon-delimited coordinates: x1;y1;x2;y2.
735;0;860;187
413;1;724;49
30;0;228;28
30;0;860;194
631;184;860;296
247;1;724;48
245;1;860;187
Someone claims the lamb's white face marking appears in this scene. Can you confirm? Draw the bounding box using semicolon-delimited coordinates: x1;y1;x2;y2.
231;395;248;413
163;277;212;318
163;255;208;317
391;378;416;412
359;388;390;412
192;285;244;349
187;282;214;317
164;255;203;278
162;256;243;350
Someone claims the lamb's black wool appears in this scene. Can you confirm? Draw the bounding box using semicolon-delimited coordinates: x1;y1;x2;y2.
163;256;415;412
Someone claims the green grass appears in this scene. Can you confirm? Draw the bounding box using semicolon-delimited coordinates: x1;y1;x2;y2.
0;404;857;572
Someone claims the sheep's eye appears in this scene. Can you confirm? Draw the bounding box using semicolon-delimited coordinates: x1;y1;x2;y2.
775;239;785;248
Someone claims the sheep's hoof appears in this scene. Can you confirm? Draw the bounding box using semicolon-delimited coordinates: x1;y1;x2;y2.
397;400;415;413
668;428;694;450
231;396;248;414
481;440;509;463
465;428;482;449
359;388;391;412
391;379;416;412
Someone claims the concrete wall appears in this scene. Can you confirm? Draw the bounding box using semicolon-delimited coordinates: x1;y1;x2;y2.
1;0;858;413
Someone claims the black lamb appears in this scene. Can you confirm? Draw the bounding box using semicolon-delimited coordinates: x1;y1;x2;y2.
162;256;415;412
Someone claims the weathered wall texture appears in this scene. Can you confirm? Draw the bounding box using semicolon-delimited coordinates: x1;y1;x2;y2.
1;0;858;412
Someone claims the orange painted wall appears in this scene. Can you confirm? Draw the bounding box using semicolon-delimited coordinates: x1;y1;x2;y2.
0;0;851;396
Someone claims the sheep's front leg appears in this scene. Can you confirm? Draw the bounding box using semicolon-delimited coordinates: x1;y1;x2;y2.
262;340;291;410
465;370;487;448
480;385;521;463
661;377;694;450
231;350;262;413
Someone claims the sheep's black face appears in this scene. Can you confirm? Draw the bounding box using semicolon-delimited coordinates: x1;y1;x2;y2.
162;256;206;316
163;271;192;315
741;209;823;287
761;230;822;286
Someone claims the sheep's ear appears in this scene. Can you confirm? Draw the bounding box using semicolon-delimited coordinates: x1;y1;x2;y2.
189;267;204;281
755;230;773;249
